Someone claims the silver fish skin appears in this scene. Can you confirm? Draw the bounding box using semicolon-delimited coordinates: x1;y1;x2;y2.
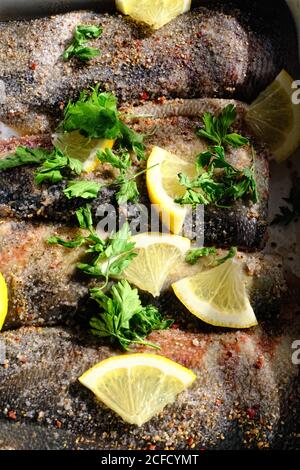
0;1;298;134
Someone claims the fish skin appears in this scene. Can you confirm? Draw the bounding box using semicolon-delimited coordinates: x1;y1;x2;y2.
0;217;286;330
0;1;298;134
0;99;269;250
0;422;86;450
0;316;299;450
127;99;270;251
0;220;93;329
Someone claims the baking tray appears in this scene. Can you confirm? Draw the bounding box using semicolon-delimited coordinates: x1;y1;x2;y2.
0;0;299;450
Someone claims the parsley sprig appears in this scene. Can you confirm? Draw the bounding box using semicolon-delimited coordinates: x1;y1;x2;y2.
35;149;83;184
272;178;300;226
196;104;249;148
0;146;83;184
0;146;48;170
49;206;137;288
49;206;173;349
0;87;146;205
176;106;258;207
63;180;101;200
63;24;102;61
97;147;140;204
90;280;173;350
185;246;237;266
60;86;146;161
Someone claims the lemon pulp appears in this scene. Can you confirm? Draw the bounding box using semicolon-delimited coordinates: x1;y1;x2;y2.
79;353;196;426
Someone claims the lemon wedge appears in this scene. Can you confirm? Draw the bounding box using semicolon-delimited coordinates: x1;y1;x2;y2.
146;146;197;235
116;0;191;30
79;353;196;426
172;258;258;329
0;272;8;331
121;233;190;297
53;130;114;173
246;70;300;162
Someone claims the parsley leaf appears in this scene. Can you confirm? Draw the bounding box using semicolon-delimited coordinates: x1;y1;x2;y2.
63;180;101;200
196;104;249;148
75;24;103;39
90;280;172;350
0;146;49;170
75;204;94;230
272;177;300;226
77;222;137;282
223;167;258;202
60;86;145;159
35;149;83;185
215;246;237;265
63;24;102;61
61;88;121;140
0;145;83;185
115;177;139;205
176;163;258;207
97;147;141;204
185;246;237;266
97;148;131;171
49;210;137;287
48;235;86;248
176;106;258;208
185;247;217;265
130;305;173;339
119;121;146;161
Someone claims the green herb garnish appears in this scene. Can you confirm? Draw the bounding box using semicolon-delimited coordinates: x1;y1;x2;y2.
0;146;83;184
215;247;237;265
196;104;249;148
272;178;300;226
114;176;139;205
60;86;145;161
76;204;94;230
63;180;101;200
90;280;173;350
97;147;131;171
185;246;237;266
63;24;102;61
0;87;146;206
0;146;49;170
47;235;86;249
49;208;137;288
97;147;141;204
35;149;83;184
176;106;257;207
76;221;137;283
185;247;217;265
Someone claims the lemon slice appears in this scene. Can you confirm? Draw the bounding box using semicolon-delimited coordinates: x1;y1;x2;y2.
116;0;191;30
146;146;197;235
121;233;190;297
79;353;196;426
0;272;8;331
246;70;300;162
172;258;258;328
53;131;114;172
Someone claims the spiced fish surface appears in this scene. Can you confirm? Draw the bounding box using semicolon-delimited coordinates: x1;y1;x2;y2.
0;99;269;250
0;217;285;330
0;316;299;449
0;1;297;134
